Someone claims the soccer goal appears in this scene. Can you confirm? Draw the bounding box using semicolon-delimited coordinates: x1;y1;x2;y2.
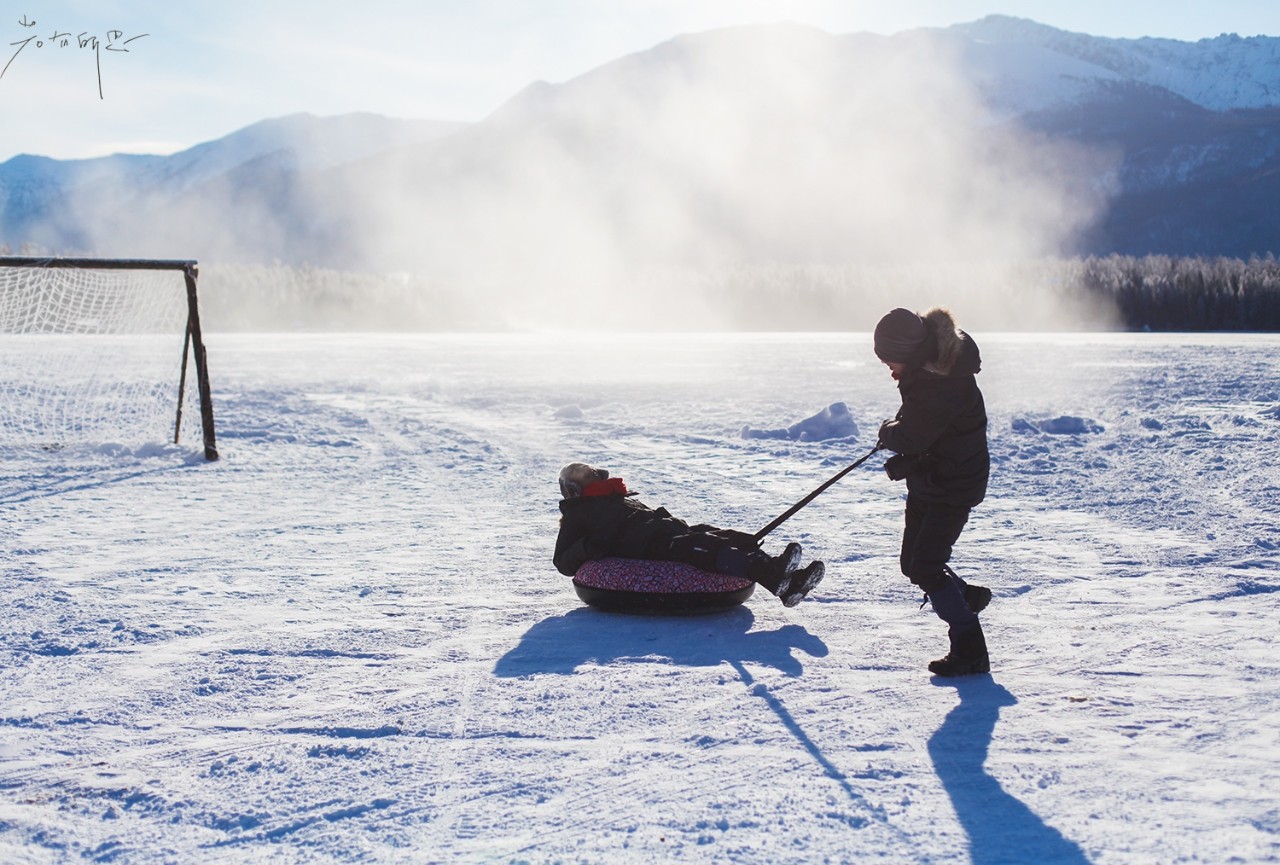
0;257;218;460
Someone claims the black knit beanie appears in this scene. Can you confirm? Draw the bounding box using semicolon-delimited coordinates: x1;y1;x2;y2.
873;308;927;363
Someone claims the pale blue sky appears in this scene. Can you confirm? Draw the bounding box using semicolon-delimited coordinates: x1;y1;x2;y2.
1;0;1277;162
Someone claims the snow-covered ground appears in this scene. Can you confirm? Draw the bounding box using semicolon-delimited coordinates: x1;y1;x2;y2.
1;332;1278;864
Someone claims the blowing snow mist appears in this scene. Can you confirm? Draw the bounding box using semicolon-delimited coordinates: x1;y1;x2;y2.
26;23;1120;331
302;24;1115;330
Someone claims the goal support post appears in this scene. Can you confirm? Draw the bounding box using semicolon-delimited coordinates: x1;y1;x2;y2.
0;256;219;461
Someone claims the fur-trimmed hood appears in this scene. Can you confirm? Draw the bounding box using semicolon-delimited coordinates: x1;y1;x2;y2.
921;307;981;377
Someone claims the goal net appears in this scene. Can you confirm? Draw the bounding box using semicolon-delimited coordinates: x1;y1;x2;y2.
0;257;218;460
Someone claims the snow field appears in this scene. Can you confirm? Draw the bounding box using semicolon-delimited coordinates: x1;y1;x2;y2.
1;332;1278;863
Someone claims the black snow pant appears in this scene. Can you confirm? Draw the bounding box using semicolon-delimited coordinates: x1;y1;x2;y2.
900;495;978;636
649;528;778;591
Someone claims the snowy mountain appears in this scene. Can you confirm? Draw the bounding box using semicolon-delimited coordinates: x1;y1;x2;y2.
950;15;1280;113
2;18;1278;265
126;112;467;193
311;19;1280;271
0;113;465;255
934;18;1280;257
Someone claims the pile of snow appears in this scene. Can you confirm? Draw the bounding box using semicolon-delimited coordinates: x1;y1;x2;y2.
1012;415;1105;435
741;402;859;442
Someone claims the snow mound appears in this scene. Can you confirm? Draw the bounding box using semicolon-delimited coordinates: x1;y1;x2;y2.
1012;415;1105;435
553;404;584;420
741;402;859;442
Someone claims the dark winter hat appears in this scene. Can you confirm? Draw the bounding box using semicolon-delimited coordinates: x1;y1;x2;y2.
873;308;927;363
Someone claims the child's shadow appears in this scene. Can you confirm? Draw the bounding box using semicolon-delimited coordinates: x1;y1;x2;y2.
929;677;1089;864
494;605;828;679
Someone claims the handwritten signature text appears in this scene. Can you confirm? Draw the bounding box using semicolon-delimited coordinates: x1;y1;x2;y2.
2;15;148;99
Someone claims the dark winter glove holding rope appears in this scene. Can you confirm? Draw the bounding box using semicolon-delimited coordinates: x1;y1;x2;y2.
879;416;923;480
877;417;899;447
883;453;921;481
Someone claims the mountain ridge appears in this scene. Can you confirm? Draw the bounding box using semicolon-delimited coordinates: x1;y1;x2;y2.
2;18;1277;264
950;14;1280;111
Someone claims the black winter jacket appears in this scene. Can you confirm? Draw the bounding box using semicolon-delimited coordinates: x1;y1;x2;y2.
554;489;694;576
877;308;990;508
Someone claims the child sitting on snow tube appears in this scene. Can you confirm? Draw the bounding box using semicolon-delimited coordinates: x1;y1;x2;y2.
553;462;825;608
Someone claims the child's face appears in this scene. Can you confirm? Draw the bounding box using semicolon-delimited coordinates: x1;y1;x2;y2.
883;360;907;379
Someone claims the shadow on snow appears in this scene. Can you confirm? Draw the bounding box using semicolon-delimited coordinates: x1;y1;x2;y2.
0;457;200;505
495;609;1093;850
495;606;901;826
493;604;826;679
929;676;1090;864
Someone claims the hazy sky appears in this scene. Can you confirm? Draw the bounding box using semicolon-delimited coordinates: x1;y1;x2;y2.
1;0;1277;162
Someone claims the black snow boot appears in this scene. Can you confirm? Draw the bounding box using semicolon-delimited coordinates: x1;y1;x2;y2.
780;561;825;608
963;584;993;614
943;566;991;614
928;624;990;677
779;542;803;574
746;543;804;595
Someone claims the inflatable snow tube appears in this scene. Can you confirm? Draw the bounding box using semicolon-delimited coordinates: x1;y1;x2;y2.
573;558;755;615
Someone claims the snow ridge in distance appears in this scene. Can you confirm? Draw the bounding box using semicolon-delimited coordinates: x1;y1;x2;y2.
949;14;1280;113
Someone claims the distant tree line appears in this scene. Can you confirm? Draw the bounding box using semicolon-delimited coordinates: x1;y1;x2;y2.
1077;255;1280;331
4;247;1278;331
703;255;1280;332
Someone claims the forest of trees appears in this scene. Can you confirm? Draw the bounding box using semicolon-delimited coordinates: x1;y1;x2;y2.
1075;255;1280;331
704;255;1280;332
4;248;1279;331
120;255;1280;332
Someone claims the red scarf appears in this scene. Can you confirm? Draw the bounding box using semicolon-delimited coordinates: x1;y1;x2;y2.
582;477;629;497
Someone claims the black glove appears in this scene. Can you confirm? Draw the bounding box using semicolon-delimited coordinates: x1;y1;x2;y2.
884;453;920;481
